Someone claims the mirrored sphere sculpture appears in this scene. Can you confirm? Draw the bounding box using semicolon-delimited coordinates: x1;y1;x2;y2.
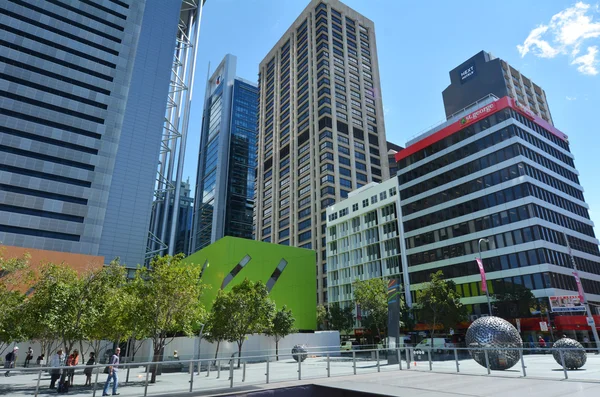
465;316;523;370
292;344;308;362
552;337;586;369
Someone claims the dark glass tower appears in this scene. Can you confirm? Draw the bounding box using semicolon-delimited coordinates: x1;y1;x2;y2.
191;54;258;252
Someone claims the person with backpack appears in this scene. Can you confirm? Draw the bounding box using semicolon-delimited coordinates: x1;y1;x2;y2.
102;347;120;396
4;346;18;377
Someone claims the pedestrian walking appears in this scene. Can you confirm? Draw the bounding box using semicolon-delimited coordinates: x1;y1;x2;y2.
102;347;120;396
84;352;96;386
24;347;33;368
49;349;66;389
4;346;18;377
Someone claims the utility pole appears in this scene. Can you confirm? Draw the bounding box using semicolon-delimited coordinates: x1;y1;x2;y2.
564;232;600;353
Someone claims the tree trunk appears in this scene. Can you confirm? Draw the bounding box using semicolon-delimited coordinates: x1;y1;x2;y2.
237;341;242;368
213;341;220;366
150;347;161;384
275;339;279;361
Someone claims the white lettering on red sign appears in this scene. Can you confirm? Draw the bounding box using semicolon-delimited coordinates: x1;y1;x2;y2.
460;103;496;126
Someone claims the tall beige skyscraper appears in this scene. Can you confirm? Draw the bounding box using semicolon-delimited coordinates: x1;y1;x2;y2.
255;0;390;304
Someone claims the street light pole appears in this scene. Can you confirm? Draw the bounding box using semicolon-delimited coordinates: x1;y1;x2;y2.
478;238;493;316
196;323;205;374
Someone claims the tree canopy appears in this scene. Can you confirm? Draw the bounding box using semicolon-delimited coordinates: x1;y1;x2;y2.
328;303;354;335
353;278;389;339
415;271;467;344
265;305;295;360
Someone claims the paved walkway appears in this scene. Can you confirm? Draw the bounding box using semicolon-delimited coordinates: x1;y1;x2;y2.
1;354;599;396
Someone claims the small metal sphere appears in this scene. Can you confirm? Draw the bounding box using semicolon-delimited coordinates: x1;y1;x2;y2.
552;338;586;369
291;344;308;362
465;316;523;370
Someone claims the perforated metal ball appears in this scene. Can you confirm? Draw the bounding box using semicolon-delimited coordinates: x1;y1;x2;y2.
291;344;308;362
552;338;586;369
465;316;523;370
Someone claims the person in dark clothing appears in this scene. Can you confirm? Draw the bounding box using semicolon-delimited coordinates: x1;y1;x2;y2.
84;352;96;386
24;347;33;368
4;347;18;377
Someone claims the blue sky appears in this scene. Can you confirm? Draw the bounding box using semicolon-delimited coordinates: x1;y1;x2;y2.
185;0;600;234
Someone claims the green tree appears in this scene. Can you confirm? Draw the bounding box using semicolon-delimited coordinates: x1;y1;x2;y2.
328;303;354;335
493;284;537;318
0;249;30;354
23;263;83;355
416;271;467;347
316;304;329;330
82;260;131;360
204;291;231;363
215;279;275;367
353;278;389;340
265;306;295;360
130;254;206;383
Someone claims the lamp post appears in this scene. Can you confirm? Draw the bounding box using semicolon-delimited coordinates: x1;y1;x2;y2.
196;323;205;374
478;238;493;316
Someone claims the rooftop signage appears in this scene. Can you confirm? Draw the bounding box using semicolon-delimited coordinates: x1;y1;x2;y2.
396;96;568;163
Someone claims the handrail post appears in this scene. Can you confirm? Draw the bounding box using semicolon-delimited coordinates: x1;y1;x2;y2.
376;349;380;372
398;348;402;370
34;368;42;397
92;366;100;397
229;358;234;388
143;364;150;397
217;359;220;378
454;348;459;373
266;356;270;384
189;361;194;392
484;348;491;375
242;360;246;382
298;357;302;380
352;351;356;375
206;360;210;377
558;349;568;380
405;347;410;370
427;348;432;371
327;353;331;377
519;348;526;377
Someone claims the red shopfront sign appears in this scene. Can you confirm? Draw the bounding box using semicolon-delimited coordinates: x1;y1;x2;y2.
396;96;569;163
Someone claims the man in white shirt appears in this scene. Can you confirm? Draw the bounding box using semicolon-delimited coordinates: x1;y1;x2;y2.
49;349;65;389
102;347;120;396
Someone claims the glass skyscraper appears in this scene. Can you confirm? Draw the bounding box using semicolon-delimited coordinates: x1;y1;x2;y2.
191;54;258;252
0;0;194;267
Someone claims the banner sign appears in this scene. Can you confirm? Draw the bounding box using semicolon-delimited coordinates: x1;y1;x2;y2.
549;295;586;313
475;258;487;292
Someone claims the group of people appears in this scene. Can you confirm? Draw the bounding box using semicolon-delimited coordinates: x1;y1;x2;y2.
49;348;119;395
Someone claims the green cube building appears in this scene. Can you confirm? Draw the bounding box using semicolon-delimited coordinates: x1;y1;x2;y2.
184;236;317;330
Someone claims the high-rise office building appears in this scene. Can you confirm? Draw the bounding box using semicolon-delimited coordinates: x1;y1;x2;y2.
255;0;390;304
0;1;200;267
443;51;553;125
191;54;258;253
397;95;600;316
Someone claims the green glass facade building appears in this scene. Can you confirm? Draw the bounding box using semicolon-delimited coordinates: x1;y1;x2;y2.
184;236;317;330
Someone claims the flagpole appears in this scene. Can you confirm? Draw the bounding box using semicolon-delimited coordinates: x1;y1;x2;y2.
478;238;493;316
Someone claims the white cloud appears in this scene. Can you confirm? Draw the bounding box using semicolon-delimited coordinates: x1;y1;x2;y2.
517;2;600;75
517;25;560;58
572;46;599;74
566;96;577;100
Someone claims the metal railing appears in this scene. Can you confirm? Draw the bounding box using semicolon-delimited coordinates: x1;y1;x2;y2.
1;345;599;396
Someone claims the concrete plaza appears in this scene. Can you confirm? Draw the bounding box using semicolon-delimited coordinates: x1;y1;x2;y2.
1;353;599;396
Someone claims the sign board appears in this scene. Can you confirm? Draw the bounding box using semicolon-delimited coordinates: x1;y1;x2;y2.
549;295;587;313
539;322;548;332
587;317;596;327
460;63;476;84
